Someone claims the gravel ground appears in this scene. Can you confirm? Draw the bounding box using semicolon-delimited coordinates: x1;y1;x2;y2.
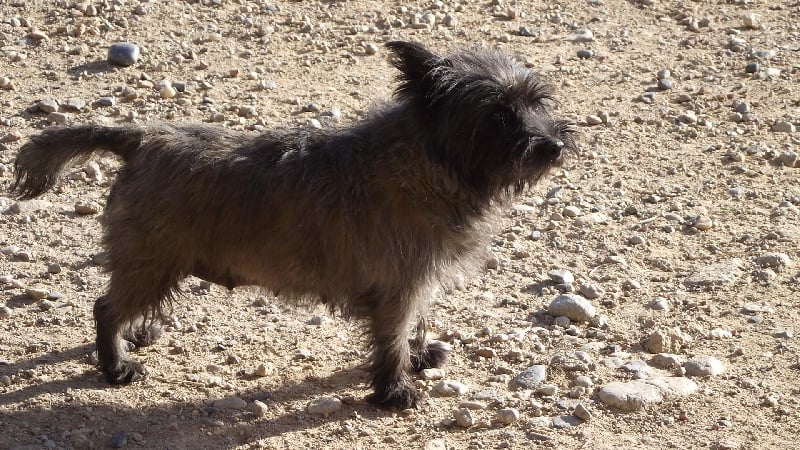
1;1;799;449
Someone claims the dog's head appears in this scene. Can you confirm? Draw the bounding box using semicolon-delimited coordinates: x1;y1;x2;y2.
386;41;577;196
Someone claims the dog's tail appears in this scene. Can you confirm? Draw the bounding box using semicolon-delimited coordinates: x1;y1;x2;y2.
12;124;144;199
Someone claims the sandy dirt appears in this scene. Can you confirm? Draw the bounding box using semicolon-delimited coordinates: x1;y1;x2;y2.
1;0;799;449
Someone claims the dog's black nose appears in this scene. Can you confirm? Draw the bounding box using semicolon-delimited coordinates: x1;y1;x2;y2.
549;139;565;156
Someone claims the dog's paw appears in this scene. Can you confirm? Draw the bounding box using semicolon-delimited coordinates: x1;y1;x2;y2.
103;359;147;384
366;382;423;410
411;340;450;371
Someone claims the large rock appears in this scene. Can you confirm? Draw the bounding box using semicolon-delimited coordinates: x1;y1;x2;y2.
597;377;698;411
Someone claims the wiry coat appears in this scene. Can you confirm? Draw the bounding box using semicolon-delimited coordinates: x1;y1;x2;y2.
12;41;576;409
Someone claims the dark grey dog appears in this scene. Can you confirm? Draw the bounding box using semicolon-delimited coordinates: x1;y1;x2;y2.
13;41;576;409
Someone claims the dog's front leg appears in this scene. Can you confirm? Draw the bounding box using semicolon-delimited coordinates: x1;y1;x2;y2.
364;290;422;410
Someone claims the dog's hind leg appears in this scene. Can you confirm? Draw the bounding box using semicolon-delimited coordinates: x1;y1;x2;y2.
409;317;450;371
123;317;164;348
94;254;180;384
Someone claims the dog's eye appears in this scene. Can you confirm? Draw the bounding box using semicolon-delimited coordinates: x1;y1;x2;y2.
492;109;512;126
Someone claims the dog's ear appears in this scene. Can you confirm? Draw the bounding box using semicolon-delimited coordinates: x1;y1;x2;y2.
386;41;449;97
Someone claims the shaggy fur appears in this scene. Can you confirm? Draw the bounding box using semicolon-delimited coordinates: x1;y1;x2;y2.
12;41;576;410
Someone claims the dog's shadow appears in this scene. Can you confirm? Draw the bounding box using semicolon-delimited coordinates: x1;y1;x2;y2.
0;344;389;448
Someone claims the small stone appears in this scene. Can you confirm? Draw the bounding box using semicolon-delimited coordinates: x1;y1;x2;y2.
512;204;536;214
628;235;646;245
548;294;596;322
512;365;546;389
649;297;670;311
576;49;594;59
251;400;269;417
213;396;247;410
548;269;574;285
424;440;447;450
254;363;273;377
650;353;685;369
85;161;103;182
160;86;177;99
573;375;593;388
238;106;257;118
586;115;603;126
759;68;781;79
97;96;116;107
434;380;469;396
621;360;650;378
25;287;49;300
678;110;698;124
307;396;342;415
452;408;474;428
496;408;519;424
565;29;594;42
0;306;12;319
735;102;750;114
474;347;496;358
0;374;11;385
657;79;673;90
552;415;582;428
364;43;379;55
458;401;487;410
108;42;140;67
645;328;692;354
774;330;793;339
37;99;59;113
562;205;581;218
574;403;592;421
537;384;558;396
553;316;571;328
74;201;100;215
772;120;794;133
742;13;762;29
756;253;791;269
745;62;759;73
684;356;725;377
28;29;48;40
47;112;69;124
38;299;56;311
578;283;604;299
421;368;446;380
573;212;610;226
710;328;732;339
778;151;799;168
64;98;86;111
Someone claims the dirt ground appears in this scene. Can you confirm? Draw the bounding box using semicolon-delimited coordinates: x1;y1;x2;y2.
1;0;799;449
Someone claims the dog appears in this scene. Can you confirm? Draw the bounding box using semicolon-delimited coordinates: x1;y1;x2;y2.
12;41;576;410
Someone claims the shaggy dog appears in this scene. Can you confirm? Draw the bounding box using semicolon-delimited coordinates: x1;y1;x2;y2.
13;41;576;409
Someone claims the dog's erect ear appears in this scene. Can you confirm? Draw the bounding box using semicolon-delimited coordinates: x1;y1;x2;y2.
386;41;449;91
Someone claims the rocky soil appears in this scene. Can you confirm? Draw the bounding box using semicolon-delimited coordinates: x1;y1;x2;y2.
1;0;799;449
